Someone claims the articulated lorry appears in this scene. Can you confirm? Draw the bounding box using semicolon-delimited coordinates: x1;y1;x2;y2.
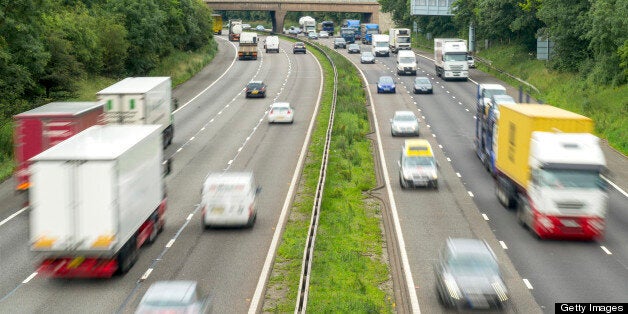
361;23;379;44
474;84;514;173
211;14;222;35
491;104;607;240
321;20;334;35
97;77;175;148
340;27;356;44
30;125;168;278
228;19;242;41
434;38;469;80
238;32;258;60
389;28;411;53
12;102;103;191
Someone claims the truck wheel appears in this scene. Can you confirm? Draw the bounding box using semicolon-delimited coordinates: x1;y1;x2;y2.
147;214;159;245
117;236;138;274
246;212;256;228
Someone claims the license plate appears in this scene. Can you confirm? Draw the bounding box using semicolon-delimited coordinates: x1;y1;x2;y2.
276;116;284;120
561;219;580;227
67;256;85;269
212;207;224;214
252;91;258;94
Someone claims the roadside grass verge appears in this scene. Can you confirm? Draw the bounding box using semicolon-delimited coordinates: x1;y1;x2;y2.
263;38;394;312
0;41;218;183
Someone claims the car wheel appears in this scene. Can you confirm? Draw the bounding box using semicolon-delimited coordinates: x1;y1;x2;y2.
413;89;418;94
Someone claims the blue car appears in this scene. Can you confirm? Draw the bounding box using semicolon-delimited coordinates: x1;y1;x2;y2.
377;76;396;94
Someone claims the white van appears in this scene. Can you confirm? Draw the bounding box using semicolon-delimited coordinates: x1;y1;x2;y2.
264;36;280;53
201;172;261;228
397;50;417;75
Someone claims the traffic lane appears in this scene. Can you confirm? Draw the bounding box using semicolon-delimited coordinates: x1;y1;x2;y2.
0;214;33;297
120;43;322;313
370;79;538;312
410;62;628;306
0;40;298;312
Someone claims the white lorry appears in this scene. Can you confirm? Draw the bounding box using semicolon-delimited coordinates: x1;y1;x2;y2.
30;125;168;278
389;28;411;53
97;77;175;148
264;35;280;53
372;34;390;57
299;16;316;34
434;38;469;80
397;50;417;75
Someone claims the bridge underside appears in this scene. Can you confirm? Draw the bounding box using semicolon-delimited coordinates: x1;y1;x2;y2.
205;1;381;33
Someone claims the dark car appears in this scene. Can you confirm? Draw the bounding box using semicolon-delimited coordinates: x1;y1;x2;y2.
377;76;396;94
360;51;375;64
347;43;361;54
434;238;509;310
293;42;306;54
413;77;433;94
333;37;347;49
245;81;267;98
135;281;212;314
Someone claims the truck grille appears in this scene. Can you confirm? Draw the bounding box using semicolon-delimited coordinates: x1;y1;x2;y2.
555;201;584;210
450;65;464;70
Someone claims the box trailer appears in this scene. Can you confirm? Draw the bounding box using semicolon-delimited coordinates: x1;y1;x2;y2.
30;125;167;277
13;101;103;191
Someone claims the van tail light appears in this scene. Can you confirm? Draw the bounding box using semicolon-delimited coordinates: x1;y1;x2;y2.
287;110;291;114
270;109;274;114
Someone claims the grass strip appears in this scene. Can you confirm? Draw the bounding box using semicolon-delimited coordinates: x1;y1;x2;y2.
263;38;394;313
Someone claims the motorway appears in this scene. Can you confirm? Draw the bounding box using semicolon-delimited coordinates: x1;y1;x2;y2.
316;36;627;312
0;32;626;313
0;35;322;313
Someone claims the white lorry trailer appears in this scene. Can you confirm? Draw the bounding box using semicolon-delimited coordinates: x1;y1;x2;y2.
389;28;411;53
30;125;167;278
434;38;469;80
97;77;174;148
372;34;390;57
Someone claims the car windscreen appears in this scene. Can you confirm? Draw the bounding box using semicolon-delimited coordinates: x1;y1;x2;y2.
415;78;430;84
403;156;434;167
399;57;415;63
248;83;263;89
395;114;416;122
379;77;393;84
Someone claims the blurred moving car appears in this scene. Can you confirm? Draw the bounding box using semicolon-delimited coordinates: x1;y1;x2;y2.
360;51;375;64
268;102;294;124
288;26;300;35
434;238;509;310
413;77;433;94
293;42;306;54
245;81;267;98
319;31;329;38
242;24;251;30
377;76;396;94
307;31;318;40
467;55;476;68
333;37;347;49
390;111;420;137
135;281;211;314
201;172;260;228
347;43;361;54
398;139;438;189
255;25;265;31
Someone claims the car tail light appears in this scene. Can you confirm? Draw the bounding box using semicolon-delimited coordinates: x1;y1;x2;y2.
270;109;274;114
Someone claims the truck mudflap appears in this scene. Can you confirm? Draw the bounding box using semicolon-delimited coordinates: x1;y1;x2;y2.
38;257;118;278
532;211;605;240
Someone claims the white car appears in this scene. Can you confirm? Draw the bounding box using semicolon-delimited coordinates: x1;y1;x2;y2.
319;31;330;38
268;102;294;123
390;110;420;136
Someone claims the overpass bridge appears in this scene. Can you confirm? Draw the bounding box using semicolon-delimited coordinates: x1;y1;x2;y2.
204;0;382;34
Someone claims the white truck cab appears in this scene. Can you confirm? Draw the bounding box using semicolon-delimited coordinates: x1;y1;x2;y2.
397;50;417;75
201;172;261;228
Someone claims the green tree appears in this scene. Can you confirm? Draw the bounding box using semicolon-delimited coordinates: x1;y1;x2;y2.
39;31;84;98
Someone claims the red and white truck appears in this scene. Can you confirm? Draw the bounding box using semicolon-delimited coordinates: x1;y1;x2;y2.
13;101;103;191
493;104;607;240
30;125;167;278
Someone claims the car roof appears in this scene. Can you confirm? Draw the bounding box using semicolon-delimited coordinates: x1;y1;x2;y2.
248;81;264;85
379;76;393;81
394;110;416;117
403;139;433;157
271;102;290;107
335;38;345;41
446;238;495;260
141;281;198;305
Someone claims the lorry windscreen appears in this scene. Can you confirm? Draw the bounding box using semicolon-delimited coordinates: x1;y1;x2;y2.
539;169;603;189
397;37;411;43
444;53;467;62
375;42;388;47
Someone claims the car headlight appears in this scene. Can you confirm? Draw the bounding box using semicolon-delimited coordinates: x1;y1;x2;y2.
491;280;509;301
403;169;413;180
431;170;438;180
444;274;462;300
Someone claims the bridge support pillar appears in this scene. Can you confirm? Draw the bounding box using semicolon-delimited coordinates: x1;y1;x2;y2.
271;10;287;33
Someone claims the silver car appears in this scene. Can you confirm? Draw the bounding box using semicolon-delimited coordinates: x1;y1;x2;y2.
360;51;375;64
390;111;419;136
413;77;433;94
136;281;211;314
347;43;360;54
435;238;509;310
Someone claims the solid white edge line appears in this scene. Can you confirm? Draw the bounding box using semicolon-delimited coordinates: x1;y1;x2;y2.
499;241;508;250
482;214;489;221
523;279;533;289
0;206;28;227
248;46;325;314
172;37;237;114
22;272;37;284
354;53;422;313
600;246;612;255
601;175;628;198
165;239;175;248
